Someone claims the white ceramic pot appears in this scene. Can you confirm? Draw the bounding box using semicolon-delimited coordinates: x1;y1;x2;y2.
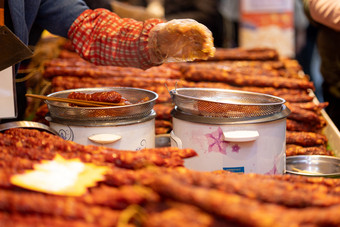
46;87;158;150
49;112;155;151
170;106;290;174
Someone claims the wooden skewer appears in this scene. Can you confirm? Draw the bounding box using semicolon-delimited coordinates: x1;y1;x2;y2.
291;167;322;175
26;94;126;107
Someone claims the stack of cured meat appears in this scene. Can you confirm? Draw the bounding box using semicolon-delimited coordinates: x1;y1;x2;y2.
1;128;340;226
37;41;333;156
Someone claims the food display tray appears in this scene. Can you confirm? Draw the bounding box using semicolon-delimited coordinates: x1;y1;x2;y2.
321;109;340;157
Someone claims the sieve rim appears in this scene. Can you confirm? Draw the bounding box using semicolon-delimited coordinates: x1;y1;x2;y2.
170;88;286;106
46;87;158;110
171;105;291;124
45;87;158;121
169;88;286;118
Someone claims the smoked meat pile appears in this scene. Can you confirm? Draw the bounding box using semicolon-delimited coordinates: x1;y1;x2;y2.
1;128;340;227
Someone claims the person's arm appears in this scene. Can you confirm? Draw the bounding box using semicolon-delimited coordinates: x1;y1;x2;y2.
307;0;340;31
35;0;89;38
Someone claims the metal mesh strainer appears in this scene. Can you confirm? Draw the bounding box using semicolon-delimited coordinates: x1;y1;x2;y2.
170;88;285;118
46;87;158;121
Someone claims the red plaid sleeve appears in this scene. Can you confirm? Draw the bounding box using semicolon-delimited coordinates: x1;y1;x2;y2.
68;9;163;69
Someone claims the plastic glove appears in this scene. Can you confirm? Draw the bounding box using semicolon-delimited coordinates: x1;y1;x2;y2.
148;19;216;64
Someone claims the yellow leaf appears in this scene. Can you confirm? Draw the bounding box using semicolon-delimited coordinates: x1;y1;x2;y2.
10;154;110;196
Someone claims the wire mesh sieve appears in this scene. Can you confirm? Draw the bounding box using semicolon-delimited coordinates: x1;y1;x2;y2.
46;87;158;121
170;88;285;118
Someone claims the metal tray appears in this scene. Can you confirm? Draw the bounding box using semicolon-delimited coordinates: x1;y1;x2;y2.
286;155;340;178
0;121;58;135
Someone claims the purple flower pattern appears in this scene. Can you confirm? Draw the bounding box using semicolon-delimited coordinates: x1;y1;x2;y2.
265;154;281;175
265;163;278;175
232;144;240;153
205;127;239;155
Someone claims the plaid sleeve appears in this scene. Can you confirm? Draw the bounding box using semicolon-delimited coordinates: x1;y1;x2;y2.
67;9;163;69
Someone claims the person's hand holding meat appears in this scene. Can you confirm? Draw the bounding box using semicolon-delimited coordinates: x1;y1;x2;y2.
68;9;215;69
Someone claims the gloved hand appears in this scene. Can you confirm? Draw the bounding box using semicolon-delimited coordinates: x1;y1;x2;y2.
68;9;215;69
148;19;216;65
68;9;164;69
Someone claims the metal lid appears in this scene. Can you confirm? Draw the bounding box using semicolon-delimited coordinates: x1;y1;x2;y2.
172;105;290;125
286;155;340;178
0;121;58;135
170;88;285;118
46;87;158;121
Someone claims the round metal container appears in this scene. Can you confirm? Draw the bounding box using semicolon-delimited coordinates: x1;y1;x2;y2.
0;121;58;135
46;87;158;150
46;87;158;122
169;88;290;174
286;155;340;178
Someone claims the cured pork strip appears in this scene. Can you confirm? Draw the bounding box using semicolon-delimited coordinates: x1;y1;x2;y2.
0;212;98;227
155;120;172;128
183;67;315;90
44;59;182;79
286;118;326;132
287;102;329;112
154;104;173;120
207;47;279;61
286;131;328;147
286;144;332;157
286;103;321;123
0;189;121;226
67;91;124;104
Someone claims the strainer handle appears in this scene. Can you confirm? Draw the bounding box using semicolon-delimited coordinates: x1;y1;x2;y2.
223;130;259;142
168;88;178;99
